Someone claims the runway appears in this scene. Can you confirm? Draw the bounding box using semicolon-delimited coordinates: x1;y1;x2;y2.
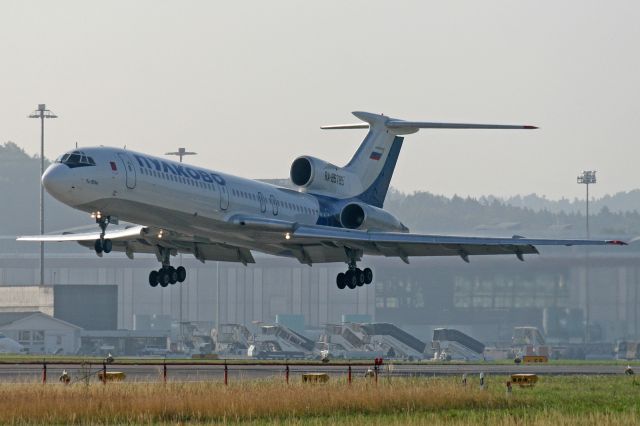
0;362;632;384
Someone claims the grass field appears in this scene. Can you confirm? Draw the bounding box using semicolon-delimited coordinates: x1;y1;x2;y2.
0;375;638;425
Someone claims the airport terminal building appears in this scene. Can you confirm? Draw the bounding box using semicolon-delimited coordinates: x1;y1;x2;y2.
0;246;638;347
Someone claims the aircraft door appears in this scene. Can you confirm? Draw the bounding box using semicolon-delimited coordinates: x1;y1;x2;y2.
117;153;136;189
218;183;229;210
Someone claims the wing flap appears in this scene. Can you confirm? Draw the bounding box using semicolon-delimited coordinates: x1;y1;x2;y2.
290;225;624;262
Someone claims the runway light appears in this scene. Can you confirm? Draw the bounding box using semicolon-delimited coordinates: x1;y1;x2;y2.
285;232;291;240
158;230;164;239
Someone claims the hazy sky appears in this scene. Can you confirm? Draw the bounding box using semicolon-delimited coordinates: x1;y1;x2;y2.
1;1;638;200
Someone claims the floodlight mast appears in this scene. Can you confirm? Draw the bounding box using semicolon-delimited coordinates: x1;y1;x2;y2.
577;170;597;238
577;170;596;343
165;148;197;163
165;148;198;352
28;104;57;286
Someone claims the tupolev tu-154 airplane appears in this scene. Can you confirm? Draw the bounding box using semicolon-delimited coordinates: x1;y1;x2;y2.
18;111;626;289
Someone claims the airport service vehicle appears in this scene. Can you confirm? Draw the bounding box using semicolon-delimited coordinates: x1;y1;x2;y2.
18;111;626;288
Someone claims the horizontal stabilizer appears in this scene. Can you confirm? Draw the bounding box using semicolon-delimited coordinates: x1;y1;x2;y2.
387;120;537;130
321;111;537;135
320;123;370;130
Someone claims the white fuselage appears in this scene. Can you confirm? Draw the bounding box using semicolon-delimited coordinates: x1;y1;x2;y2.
43;147;322;249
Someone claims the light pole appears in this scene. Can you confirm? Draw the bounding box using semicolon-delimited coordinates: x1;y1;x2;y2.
165;148;197;163
216;261;220;339
28;104;57;286
165;148;197;352
577;171;597;238
577;170;596;342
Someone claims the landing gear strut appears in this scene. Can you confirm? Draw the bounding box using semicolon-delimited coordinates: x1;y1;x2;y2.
336;257;373;290
148;246;187;288
93;215;113;255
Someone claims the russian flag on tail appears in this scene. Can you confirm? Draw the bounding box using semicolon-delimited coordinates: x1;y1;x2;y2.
370;146;385;161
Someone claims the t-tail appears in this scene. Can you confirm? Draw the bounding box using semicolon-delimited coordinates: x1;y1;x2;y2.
289;111;536;207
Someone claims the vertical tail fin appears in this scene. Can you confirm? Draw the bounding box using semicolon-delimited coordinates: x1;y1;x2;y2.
343;113;403;208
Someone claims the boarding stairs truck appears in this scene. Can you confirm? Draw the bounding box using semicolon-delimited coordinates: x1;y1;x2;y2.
320;323;384;359
357;323;427;360
248;324;315;359
432;328;485;361
213;324;251;355
321;323;427;360
322;324;365;351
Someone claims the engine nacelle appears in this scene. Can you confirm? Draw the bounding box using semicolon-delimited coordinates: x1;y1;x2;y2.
290;156;362;197
340;202;408;232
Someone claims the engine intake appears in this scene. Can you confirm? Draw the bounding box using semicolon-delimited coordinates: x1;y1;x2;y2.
340;204;366;229
339;202;407;232
289;156;362;197
290;157;314;187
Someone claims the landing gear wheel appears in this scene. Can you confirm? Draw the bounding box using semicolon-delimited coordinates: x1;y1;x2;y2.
94;239;103;254
355;269;365;287
176;266;187;283
102;239;112;254
148;270;159;287
363;268;373;285
336;272;346;290
158;269;170;287
345;270;357;289
168;267;178;285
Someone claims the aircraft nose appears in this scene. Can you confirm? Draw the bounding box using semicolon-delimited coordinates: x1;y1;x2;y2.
42;164;77;203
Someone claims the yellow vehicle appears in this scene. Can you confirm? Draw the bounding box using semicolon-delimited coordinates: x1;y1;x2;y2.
511;373;538;387
302;373;329;383
523;355;548;363
98;371;126;382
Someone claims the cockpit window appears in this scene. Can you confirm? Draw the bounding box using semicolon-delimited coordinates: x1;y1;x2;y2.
55;150;96;168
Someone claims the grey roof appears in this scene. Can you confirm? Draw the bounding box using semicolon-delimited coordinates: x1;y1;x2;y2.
0;311;40;327
81;330;169;338
0;311;83;330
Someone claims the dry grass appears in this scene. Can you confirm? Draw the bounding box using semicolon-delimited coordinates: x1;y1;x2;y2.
0;376;637;425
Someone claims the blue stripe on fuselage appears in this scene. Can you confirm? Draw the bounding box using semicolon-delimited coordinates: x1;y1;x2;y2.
314;193;350;227
356;136;403;208
312;135;404;228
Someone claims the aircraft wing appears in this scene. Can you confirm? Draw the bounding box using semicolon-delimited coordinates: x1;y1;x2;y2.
17;226;146;242
17;219;626;266
17;226;255;264
286;225;627;264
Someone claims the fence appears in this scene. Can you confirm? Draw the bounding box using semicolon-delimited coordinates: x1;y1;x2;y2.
0;360;389;386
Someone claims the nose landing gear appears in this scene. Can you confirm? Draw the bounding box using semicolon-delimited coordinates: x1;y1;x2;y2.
92;214;115;255
94;238;112;254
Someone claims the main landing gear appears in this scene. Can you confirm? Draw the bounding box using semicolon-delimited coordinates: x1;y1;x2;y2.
336;259;373;290
148;266;186;288
93;214;113;255
148;246;187;288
